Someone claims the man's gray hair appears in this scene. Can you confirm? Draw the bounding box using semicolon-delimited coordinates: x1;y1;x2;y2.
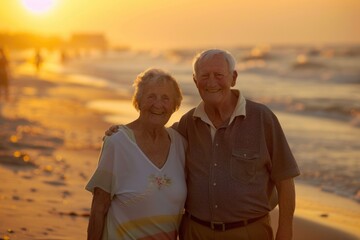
192;49;236;75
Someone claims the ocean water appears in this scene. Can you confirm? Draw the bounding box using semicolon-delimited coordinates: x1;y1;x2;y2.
14;45;360;203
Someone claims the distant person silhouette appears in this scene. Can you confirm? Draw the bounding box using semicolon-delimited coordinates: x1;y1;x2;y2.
0;48;9;101
34;49;43;73
60;49;69;64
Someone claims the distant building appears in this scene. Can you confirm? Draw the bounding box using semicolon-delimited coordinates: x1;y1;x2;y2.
0;32;109;51
69;33;108;50
0;32;63;49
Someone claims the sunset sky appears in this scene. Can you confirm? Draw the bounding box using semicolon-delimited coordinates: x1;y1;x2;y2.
1;0;359;49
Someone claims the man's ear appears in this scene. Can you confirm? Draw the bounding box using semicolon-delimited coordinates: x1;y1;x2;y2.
231;70;238;87
193;74;198;85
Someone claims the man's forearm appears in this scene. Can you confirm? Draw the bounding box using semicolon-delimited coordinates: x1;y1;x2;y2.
275;178;296;240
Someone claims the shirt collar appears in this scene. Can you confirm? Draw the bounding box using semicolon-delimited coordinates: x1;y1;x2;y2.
193;89;246;126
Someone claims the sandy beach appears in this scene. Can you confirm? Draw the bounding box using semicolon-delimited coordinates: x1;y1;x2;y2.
0;66;359;240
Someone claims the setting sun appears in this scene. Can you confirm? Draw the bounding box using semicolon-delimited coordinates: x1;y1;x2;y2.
21;0;56;14
0;0;359;49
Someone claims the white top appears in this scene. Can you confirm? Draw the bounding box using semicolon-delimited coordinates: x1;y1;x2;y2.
193;89;246;140
86;126;187;240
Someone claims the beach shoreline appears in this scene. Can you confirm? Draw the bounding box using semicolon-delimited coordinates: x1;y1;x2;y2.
0;68;359;239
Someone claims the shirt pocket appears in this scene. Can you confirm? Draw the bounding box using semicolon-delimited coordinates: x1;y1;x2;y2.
230;149;259;183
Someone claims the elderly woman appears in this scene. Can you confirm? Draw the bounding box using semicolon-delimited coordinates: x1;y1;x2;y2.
86;68;187;240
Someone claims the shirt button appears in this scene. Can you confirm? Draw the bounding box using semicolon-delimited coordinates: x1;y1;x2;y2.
214;205;218;208
214;163;217;167
213;182;217;186
215;143;219;147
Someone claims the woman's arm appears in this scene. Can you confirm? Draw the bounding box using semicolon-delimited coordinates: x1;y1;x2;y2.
87;187;111;240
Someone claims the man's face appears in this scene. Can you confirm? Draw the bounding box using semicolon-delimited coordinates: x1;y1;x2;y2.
194;54;236;106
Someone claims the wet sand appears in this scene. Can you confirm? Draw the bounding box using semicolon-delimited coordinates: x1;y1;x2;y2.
0;68;359;239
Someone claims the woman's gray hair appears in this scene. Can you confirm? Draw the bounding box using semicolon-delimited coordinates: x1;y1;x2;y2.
192;49;236;75
132;68;182;112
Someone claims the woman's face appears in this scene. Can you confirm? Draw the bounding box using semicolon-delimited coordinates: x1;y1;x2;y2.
138;81;177;127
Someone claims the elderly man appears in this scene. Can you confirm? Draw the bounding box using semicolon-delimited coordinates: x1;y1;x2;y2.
174;49;300;240
106;49;300;240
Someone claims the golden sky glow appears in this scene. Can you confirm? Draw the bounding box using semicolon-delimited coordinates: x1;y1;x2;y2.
21;0;57;15
1;0;359;49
